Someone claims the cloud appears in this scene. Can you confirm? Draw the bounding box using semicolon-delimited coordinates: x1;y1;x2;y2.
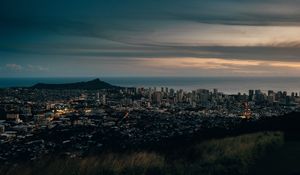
5;64;23;71
1;0;300;77
135;57;300;76
27;64;49;72
4;63;48;72
170;0;300;26
2;41;300;62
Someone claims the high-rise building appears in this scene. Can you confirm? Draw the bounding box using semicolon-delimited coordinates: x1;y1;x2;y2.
101;95;106;105
291;92;295;97
152;92;162;104
176;89;184;103
255;89;261;95
254;90;264;103
96;92;100;102
283;91;287;97
197;89;209;105
268;90;274;96
249;90;254;101
267;90;276;103
213;88;218;94
169;88;175;96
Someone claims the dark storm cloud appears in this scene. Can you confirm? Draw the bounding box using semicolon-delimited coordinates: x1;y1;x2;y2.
2;37;300;62
171;0;300;26
1;0;300;76
2;0;300;27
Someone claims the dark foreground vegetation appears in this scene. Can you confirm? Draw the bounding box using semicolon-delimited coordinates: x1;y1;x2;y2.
0;131;284;175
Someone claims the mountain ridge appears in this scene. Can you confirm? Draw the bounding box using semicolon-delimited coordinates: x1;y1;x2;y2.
31;78;123;90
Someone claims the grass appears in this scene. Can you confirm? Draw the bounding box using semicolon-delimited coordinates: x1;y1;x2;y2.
176;131;284;175
250;140;300;175
0;131;284;175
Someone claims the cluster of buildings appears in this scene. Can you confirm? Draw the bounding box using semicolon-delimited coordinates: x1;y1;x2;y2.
0;86;299;162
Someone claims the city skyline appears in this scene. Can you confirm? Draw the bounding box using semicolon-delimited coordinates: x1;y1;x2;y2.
1;0;300;77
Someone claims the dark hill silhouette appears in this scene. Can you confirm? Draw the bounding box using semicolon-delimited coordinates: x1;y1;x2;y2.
31;78;122;90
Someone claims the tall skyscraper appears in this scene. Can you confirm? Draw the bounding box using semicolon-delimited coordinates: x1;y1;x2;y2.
213;88;218;95
249;90;254;101
152;92;162;105
96;92;100;102
101;95;106;105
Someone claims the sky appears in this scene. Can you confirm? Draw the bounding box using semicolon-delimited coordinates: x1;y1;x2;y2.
1;0;300;77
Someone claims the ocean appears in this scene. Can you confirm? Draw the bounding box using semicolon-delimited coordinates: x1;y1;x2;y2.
1;77;300;95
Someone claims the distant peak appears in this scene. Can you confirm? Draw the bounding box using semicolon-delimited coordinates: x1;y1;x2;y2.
31;78;123;90
90;78;101;82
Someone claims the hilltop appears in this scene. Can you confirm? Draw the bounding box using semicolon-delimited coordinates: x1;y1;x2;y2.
31;78;122;90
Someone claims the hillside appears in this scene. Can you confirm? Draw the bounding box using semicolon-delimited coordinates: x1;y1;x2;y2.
31;78;122;90
0;132;284;175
